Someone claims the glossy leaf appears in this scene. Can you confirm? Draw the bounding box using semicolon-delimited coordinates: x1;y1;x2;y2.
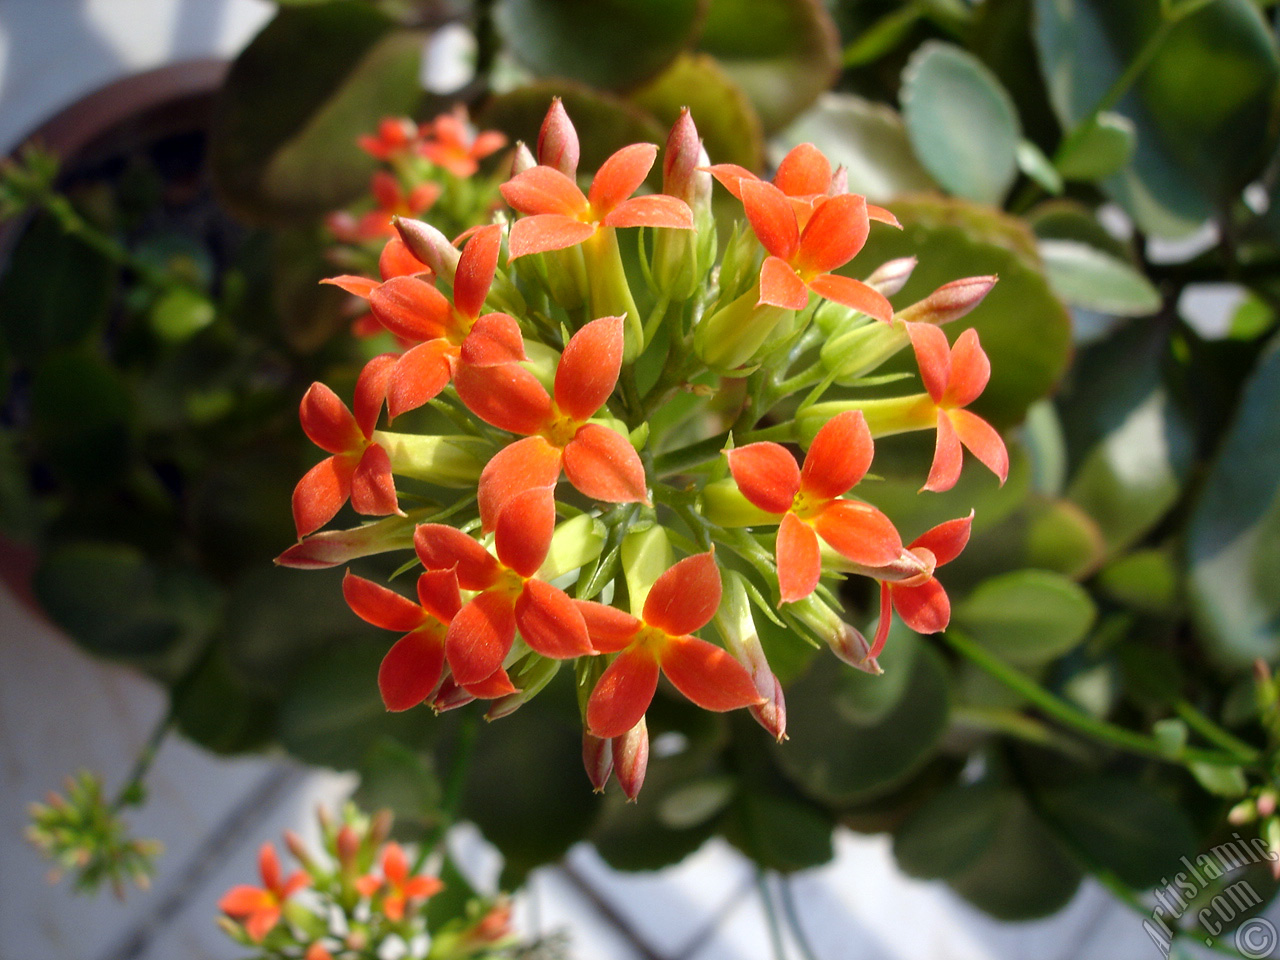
894;780;1003;879
953;571;1096;665
150;288;216;342
1054;112;1136;181
31;351;133;487
1038;239;1161;317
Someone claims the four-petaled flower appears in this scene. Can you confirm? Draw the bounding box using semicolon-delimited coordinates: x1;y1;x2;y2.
873;513;972;657
906;323;1009;493
323;237;431;341
499;144;693;259
342;568;461;711
455;314;649;531
292;366;400;539
358;117;420;161
218;843;308;942
727;411;903;603
414;489;594;694
578;552;763;739
354;842;443;922
330;171;439;242
419;105;508;178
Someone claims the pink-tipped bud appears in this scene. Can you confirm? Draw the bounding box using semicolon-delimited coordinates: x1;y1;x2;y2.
715;572;786;740
583;732;613;793
306;943;335;960
750;673;787;743
431;678;476;713
393;216;461;282
336;826;359;868
275;514;415;569
896;275;998;326
537;98;579;178
510;140;537;176
370;809;394;845
828;165;849;197
284;830;312;868
865;257;918;297
1229;799;1259;825
663;108;703;206
790;595;883;675
612;718;649;802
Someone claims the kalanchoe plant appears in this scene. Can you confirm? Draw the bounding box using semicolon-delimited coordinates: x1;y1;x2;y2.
279;100;1004;799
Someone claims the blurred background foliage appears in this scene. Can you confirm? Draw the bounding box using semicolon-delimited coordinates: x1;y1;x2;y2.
3;0;1280;935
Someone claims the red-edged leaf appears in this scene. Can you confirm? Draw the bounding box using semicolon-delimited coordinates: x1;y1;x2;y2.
461;313;526;367
454;361;552;435
909;512;973;568
378;237;429;280
814;499;903;566
354;354;396;438
923;410;964;493
806;274;892;321
906;322;951;404
891;577;950;635
477;436;563;534
758;256;809;310
387;340;455;420
740;180;799;261
370;276;451;342
378;628;446;711
588;143;657;215
501;165;588;217
603;194;693;230
555;315;623;422
300;382;361;454
446;590;516;685
453;223;502;319
414;524;501;589
800;409;873;499
943;327;991;408
322;275;379;298
495;486;555;577
643;551;721;636
515;579;593;658
562;423;649;505
587;646;661;739
727;442;799;515
292;454;355;538
575;600;642;653
507;214;596;259
417;568;463;623
949;408;1009;485
350;443;400;516
773;143;831;198
343;571;424;631
660;635;763;712
705;163;758;200
776;512;821;604
796;194;869;275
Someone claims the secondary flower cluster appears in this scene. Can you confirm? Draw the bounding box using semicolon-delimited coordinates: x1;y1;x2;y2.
280;100;1006;799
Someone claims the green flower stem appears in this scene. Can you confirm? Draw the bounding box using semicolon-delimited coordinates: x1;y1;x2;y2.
110;707;174;812
412;711;480;874
1175;700;1262;762
942;630;1260;771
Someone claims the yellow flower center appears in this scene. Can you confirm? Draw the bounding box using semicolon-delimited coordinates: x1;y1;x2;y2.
790;490;826;522
541;408;580;448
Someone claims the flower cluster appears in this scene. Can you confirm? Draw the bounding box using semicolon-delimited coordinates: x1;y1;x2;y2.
280;100;1006;799
218;806;523;960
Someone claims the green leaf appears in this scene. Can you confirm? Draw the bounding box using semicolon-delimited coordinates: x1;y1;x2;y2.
900;41;1021;205
1023;497;1106;579
1188;332;1280;667
894;780;1004;879
696;0;841;134
723;790;834;872
630;53;765;172
1152;717;1189;757
150;288;216;342
842;3;923;67
1189;762;1250;797
657;776;737;829
1054;111;1136;181
494;0;704;91
777;93;937;203
30;350;133;487
953;570;1096;664
1038;239;1161;316
1028;199;1133;260
1038;777;1197;889
1016;138;1064;195
173;649;275;754
0;215;115;363
210;2;425;224
1097;549;1180;614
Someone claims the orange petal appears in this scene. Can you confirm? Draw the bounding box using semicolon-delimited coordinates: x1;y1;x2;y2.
403;875;444;899
704;163;758;200
495;486;555;577
800;410;873;499
555;315;623;422
758;256;809;310
414;524;502;590
507;214;596;259
740;179;800;261
292;455;355;538
461;666;517;699
454;223;502;319
219;884;271;917
454;361;552;435
378;237;429;280
300;382;361;454
516;579;593;658
587;646;660;739
603;194;693;230
949;408;1009;485
387;340;454;420
660;635;763;712
562;423;649;505
906;322;951;404
870;582;893;658
796;194;868;275
417;567;462;623
776;512;821;604
370;275;451;342
379;628;446;711
500;165;587;216
446;590;516;686
575;600;642;653
943;327;991;408
891;577;950;635
472;130;508;160
461;313;526;367
350;444;400;516
772;143;831;198
322;275;379;299
642;552;721;636
477;435;563;534
354;354;396;438
806;274;892;321
371;170;402;209
383;842;409;885
588;143;657;215
727;442;800;515
259;842;282;890
245;906;282;942
867;203;900;228
910;512;974;568
923;410;964;493
343;571;424;631
813;500;903;567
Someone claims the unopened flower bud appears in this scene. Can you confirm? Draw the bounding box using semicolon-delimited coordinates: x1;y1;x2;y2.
539;515;606;582
370;809;394;846
789;595;882;674
306;943;335;960
653;117;713;302
538;98;579;178
622;524;673;615
464;898;514;945
1229;799;1259;825
510;140;537;176
431;678;476;713
715;572;786;740
373;432;487;486
336;825;360;868
797;396;935;446
702;478;779;528
827;165;849;197
487;655;560;720
275;513;417;569
583;733;613;792
284;830;313;869
612;717;649;801
695;285;790;372
865;257;918;297
896;275;998;326
716;221;762;304
663;109;703;206
393;216;461;282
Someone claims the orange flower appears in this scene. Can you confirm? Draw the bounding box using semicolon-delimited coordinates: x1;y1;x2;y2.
727;411;902;603
355;843;442;922
873;513;972;656
499;144;693;259
218;843;308;942
358;116;420;161
322;237;431;342
454;315;649;532
419;105;508;178
330;172;440;242
578;553;763;739
906;324;1009;492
